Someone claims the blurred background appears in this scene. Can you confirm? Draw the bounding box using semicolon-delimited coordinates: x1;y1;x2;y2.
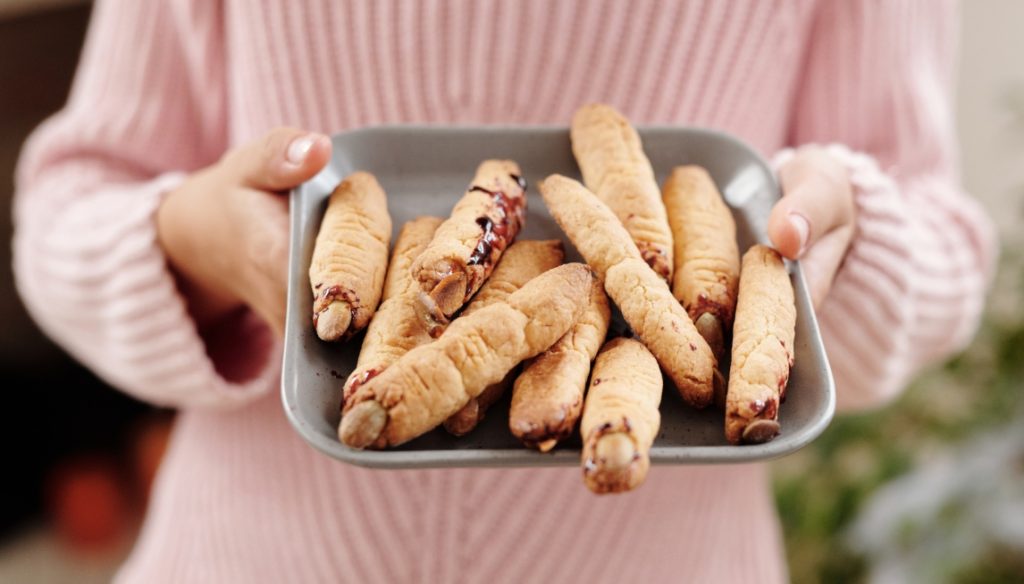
0;1;1020;583
0;2;172;582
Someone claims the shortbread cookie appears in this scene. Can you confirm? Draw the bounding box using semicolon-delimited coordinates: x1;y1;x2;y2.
580;338;662;494
571;103;673;281
412;160;527;336
540;174;715;408
340;264;593;449
309;172;392;341
663;165;739;364
725;245;796;445
442;240;565;436
459;240;565;318
509;277;610;451
441;378;510;437
342;216;443;405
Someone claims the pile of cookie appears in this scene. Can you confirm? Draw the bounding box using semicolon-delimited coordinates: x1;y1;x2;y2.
309;104;796;494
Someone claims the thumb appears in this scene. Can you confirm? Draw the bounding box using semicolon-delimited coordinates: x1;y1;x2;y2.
222;127;332;192
767;147;854;260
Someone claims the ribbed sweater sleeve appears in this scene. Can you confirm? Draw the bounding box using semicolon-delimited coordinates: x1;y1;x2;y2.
12;0;278;409
783;0;997;411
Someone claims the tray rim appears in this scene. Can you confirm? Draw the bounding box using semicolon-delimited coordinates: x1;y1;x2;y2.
282;123;836;469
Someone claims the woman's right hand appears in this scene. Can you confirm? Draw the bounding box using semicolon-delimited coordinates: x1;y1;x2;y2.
157;128;332;336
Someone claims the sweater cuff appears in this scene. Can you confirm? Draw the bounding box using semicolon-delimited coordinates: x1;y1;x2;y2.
142;173;282;408
773;145;915;412
15;171;279;409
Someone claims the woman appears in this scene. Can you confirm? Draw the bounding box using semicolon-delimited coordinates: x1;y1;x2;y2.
13;1;994;581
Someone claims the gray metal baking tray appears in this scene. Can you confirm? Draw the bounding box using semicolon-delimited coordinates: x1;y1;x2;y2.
283;125;835;469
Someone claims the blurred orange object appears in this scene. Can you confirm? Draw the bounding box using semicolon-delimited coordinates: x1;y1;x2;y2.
132;415;173;502
46;455;130;552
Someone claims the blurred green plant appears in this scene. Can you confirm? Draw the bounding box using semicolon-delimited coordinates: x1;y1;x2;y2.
773;248;1024;584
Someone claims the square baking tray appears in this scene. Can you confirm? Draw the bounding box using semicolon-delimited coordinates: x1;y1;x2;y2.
283;125;835;469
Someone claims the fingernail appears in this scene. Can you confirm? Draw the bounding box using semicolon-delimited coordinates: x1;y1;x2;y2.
789;213;810;256
286;134;318;165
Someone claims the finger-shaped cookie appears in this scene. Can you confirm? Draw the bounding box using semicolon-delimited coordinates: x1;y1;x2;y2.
442;371;513;437
663;166;740;363
340;264;593;449
725;245;796;445
571;103;673;281
509;277;611;451
342;216;443;404
442;239;565;436
411;160;527;336
541;174;715;408
310;172;392;341
459;240;565;318
580;338;662;494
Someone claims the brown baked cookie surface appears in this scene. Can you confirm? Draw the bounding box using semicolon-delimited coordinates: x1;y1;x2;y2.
442;240;565;436
340;264;593;449
459;240;565;318
571;103;673;281
411;160;527;335
541;174;715;408
725;245;796;445
509;276;611;451
580;337;662;494
663;165;740;364
342;216;442;405
309;172;392;341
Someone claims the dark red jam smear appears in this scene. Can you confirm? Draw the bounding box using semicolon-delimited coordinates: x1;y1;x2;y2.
637;243;671;280
750;397;779;419
346;367;381;393
690;293;734;329
466;175;527;268
778;372;791;401
312;285;360;329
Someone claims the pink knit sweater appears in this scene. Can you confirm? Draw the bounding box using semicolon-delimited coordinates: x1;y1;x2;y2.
13;1;995;582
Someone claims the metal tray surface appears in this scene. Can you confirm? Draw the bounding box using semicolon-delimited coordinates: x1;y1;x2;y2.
283;125;835;469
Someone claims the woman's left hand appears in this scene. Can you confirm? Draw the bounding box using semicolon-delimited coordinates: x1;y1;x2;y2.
768;146;856;309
